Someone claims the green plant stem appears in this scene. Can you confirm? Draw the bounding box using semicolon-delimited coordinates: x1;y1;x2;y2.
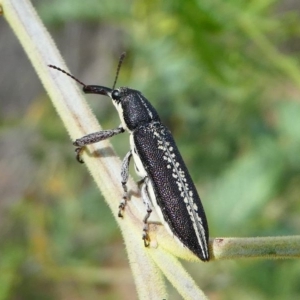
150;248;208;300
212;236;300;260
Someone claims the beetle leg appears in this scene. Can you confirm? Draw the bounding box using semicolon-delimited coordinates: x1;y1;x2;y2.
140;177;153;247
73;126;125;163
118;151;132;217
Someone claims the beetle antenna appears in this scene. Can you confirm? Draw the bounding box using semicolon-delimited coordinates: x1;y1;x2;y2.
48;65;86;87
112;52;126;90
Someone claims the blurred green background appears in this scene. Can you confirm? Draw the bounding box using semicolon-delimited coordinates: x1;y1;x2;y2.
1;0;300;299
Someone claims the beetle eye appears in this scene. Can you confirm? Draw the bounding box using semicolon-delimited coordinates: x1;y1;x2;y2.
111;89;121;101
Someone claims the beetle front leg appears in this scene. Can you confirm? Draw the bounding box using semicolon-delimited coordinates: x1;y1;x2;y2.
73;126;125;163
118;151;132;217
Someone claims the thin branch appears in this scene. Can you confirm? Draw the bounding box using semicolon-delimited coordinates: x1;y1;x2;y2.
212;236;300;260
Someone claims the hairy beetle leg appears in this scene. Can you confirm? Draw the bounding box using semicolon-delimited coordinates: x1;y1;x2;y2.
73;126;125;163
142;209;152;247
142;229;150;247
118;184;127;218
141;179;153;247
118;151;132;218
75;147;84;163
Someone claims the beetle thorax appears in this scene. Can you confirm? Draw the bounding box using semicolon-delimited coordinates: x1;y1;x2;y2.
111;87;160;132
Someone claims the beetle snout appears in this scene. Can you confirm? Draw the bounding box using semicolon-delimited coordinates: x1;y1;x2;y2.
83;85;112;97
